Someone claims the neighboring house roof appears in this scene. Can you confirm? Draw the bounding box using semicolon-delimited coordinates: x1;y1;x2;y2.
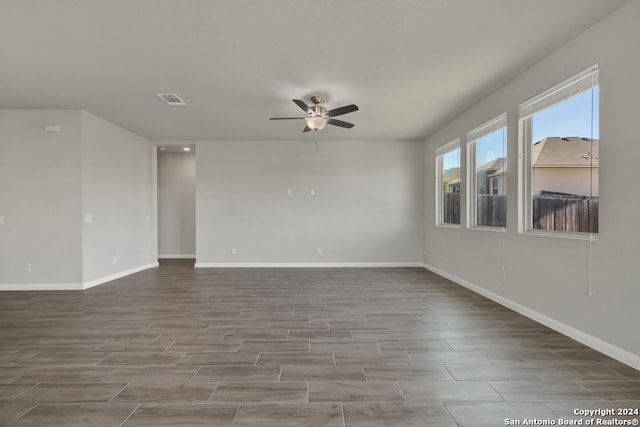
488;166;507;179
531;137;599;167
477;157;506;172
442;167;460;186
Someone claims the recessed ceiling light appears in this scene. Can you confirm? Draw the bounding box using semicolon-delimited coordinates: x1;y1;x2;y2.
183;147;191;151
159;147;166;151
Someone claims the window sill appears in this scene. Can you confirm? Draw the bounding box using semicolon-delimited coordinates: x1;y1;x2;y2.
436;223;461;229
521;229;598;241
468;226;506;233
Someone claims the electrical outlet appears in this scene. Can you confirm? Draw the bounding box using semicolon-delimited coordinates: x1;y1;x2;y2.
231;248;237;255
0;215;4;225
25;263;32;272
310;189;315;196
112;256;117;264
287;189;293;196
444;255;448;262
317;247;322;255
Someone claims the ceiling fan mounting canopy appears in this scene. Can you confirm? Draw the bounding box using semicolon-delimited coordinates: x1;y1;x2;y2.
270;95;359;133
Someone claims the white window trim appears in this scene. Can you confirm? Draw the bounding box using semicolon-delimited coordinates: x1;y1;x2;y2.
466;113;507;230
519;65;599;119
435;138;461;228
518;64;599;240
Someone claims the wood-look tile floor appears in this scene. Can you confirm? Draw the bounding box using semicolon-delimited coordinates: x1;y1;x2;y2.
1;261;638;426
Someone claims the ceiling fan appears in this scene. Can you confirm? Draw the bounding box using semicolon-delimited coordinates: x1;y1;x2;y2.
269;96;359;132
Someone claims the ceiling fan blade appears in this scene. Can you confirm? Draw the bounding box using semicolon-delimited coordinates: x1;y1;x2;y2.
293;99;310;112
327;104;358;117
269;117;305;120
328;118;355;129
303;125;312;132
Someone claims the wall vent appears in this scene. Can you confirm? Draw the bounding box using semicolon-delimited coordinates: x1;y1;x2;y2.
156;93;187;106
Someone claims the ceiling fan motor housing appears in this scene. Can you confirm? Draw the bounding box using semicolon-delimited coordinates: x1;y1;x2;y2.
308;105;327;118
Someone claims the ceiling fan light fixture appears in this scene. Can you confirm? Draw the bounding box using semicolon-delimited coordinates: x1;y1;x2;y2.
306;116;327;130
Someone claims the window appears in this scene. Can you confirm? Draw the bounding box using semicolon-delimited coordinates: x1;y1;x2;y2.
466;113;507;229
519;65;599;235
436;139;461;226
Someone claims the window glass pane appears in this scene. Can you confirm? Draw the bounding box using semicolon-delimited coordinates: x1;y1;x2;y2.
441;148;460;225
474;127;506;227
530;87;598;233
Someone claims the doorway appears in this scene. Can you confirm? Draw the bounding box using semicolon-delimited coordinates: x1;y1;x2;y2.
157;145;196;265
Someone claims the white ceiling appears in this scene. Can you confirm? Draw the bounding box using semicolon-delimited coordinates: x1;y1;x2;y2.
0;0;626;141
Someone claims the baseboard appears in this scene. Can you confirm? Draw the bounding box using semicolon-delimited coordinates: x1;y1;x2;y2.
423;262;640;371
195;262;424;268
82;262;159;290
158;254;196;259
0;283;84;291
0;262;160;292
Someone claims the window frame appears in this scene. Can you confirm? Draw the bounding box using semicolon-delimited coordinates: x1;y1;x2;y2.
517;65;599;239
435;138;461;228
465;113;507;231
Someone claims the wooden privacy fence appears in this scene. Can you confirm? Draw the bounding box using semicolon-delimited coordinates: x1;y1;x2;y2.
443;193;460;224
533;196;598;233
477;194;506;227
443;194;598;232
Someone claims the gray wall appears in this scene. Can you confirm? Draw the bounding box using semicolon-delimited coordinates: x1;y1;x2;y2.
195;140;423;265
81;111;155;283
0;109;155;289
423;1;640;365
158;151;196;258
0;110;83;287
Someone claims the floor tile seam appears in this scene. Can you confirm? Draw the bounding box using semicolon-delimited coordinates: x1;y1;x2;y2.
361;365;368;383
206;382;220;403
173;352;188;367
229;402;241;427
442;339;456;351
8;382;39;403
106;382;130;404
117;403;140;427
189;366;202;383
161;340;176;352
96;352;114;366
438;401;461;427
98;367;121;383
441;363;459;381
340;402;346;427
405;351;415;365
4;402;39;427
481;380;507;402
396;381;408;403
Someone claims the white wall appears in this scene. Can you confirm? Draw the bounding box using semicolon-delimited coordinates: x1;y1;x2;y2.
0;110;83;287
423;0;640;366
195;140;423;266
158;151;196;258
81;111;155;284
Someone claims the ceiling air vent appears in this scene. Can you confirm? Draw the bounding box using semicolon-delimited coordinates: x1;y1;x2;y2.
156;93;187;106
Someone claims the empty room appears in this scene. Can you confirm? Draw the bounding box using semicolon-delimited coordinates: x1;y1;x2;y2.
1;1;639;426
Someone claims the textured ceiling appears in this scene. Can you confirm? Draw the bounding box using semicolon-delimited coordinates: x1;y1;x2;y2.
0;0;627;141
